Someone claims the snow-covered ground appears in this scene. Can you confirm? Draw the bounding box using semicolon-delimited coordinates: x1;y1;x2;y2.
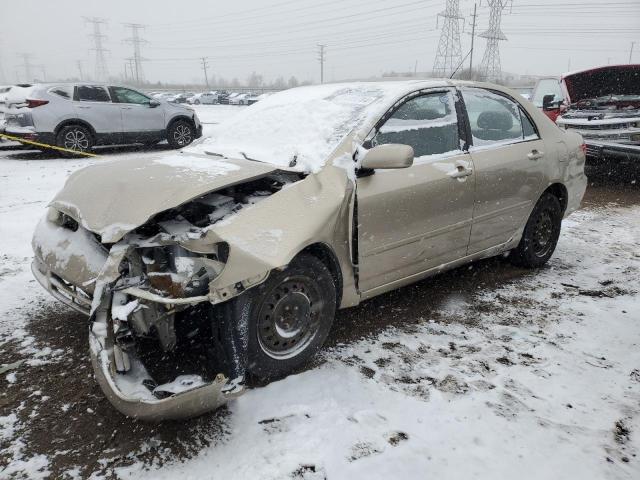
0;106;639;479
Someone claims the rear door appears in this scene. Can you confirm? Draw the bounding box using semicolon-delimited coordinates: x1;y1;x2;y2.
109;86;165;143
356;89;476;293
72;85;123;141
460;87;546;254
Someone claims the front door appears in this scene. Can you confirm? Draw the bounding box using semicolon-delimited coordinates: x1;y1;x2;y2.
109;86;165;143
459;87;547;254
357;89;476;293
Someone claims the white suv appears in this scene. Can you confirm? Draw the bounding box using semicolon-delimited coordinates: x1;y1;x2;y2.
3;83;202;155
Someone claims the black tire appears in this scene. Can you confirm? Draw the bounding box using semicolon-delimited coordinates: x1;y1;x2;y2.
510;192;563;268
194;99;201;105
56;125;94;157
222;253;337;382
166;119;196;149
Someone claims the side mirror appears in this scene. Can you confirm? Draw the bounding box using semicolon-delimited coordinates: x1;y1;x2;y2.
361;144;414;170
542;94;557;111
149;98;161;107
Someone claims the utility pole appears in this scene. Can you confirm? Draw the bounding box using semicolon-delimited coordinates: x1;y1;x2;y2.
317;44;326;84
39;65;47;82
77;60;84;80
630;41;636;63
84;17;110;82
123;23;148;85
468;3;478;79
479;0;510;82
432;0;464;77
200;57;210;87
17;53;35;82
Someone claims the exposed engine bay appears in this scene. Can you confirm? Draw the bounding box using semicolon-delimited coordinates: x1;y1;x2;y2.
33;169;304;420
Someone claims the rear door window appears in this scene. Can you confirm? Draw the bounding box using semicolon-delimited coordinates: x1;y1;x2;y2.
76;85;111;102
461;88;533;147
372;91;461;158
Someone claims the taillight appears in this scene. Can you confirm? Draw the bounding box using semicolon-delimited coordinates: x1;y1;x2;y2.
579;143;587;155
26;99;49;108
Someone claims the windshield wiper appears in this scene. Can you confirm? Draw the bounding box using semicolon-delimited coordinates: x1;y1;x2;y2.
239;151;263;163
203;151;227;158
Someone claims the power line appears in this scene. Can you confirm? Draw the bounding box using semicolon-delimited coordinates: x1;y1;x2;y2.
318;44;327;84
84;17;110;82
200;57;210;87
123;23;148;84
468;3;478;78
478;0;510;82
17;53;35;83
432;0;464;77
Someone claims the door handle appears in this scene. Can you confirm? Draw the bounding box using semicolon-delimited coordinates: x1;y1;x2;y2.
121;106;133;110
449;164;473;179
77;105;90;109
527;149;544;160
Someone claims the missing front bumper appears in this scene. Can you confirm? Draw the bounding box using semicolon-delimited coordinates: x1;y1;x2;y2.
89;291;241;421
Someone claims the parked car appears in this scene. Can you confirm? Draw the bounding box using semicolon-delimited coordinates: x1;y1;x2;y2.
531;77;566;122
554;64;640;163
229;93;250;105
167;92;193;104
3;83;202;154
247;92;272;105
31;80;586;420
216;91;231;104
187;91;218;105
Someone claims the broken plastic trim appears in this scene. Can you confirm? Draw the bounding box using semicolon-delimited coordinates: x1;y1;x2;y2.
89;289;242;421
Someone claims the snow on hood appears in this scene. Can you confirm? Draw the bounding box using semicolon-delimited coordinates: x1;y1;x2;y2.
50;152;278;243
186;82;414;173
562;64;640;103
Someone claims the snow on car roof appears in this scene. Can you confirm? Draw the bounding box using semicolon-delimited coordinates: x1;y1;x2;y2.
188;80;450;173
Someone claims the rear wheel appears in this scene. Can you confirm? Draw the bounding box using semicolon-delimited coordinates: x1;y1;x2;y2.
220;253;337;382
510;192;563;268
166;119;195;149
56;125;94;157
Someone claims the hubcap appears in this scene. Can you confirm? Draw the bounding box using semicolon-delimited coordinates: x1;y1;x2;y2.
257;278;321;359
63;129;89;151
532;208;554;257
173;124;192;146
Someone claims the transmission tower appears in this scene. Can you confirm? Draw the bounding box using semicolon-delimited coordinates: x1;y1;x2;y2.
17;53;35;82
432;0;464;78
478;0;510;82
123;23;148;84
84;17;110;82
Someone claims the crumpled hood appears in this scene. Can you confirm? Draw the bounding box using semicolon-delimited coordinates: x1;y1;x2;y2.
50;152;277;243
562;64;640;103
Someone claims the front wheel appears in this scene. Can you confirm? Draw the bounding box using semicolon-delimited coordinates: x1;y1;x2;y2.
56;125;94;157
510;192;563;268
220;253;337;382
166;120;195;149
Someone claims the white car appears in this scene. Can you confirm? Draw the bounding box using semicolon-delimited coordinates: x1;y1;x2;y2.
229;93;250;105
187;92;218;105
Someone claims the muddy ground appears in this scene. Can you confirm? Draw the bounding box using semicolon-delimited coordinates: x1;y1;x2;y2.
1;163;639;479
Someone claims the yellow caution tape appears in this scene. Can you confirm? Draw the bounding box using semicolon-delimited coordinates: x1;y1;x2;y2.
0;133;98;157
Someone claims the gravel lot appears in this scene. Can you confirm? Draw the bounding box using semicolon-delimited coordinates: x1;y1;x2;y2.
1;105;639;479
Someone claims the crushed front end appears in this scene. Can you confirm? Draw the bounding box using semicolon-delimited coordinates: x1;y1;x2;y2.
32;170;302;420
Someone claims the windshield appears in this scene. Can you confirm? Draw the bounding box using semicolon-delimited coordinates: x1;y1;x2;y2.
186;83;396;172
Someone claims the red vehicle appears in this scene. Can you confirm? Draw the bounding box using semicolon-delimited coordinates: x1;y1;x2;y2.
532;65;640;163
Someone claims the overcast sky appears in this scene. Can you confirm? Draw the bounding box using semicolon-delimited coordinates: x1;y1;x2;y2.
1;0;638;86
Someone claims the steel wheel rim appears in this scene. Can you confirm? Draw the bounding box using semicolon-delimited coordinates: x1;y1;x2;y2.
173;124;192;146
532;208;554;257
63;129;89;151
257;277;322;359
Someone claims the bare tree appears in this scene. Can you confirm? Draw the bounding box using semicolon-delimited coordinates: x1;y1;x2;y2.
287;76;299;88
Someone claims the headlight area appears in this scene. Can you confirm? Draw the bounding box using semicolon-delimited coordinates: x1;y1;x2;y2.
113;243;228;352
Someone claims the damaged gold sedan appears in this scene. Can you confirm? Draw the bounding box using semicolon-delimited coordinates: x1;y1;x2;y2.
31;80;587;420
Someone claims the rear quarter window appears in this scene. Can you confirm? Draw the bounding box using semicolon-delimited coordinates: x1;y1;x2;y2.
48;86;72;99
